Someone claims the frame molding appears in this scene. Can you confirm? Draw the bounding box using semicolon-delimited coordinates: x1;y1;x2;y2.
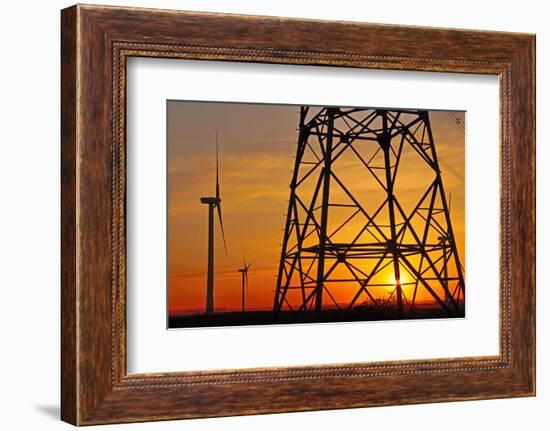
61;4;535;425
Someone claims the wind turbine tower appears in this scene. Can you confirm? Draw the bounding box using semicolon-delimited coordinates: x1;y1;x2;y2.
200;131;227;314
238;257;252;313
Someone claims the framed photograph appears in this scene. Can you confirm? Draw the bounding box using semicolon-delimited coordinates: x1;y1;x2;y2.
61;4;535;425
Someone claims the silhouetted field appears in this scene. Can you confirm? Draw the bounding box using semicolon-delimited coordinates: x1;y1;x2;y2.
168;305;465;329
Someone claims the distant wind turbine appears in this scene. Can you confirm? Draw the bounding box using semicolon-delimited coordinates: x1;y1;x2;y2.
238;256;252;313
200;131;228;314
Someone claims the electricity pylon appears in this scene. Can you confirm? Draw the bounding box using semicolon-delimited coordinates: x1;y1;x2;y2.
273;107;465;320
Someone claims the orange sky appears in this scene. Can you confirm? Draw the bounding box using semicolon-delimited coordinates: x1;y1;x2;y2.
167;102;465;314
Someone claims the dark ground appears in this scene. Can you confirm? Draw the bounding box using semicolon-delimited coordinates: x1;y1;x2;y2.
168;305;465;329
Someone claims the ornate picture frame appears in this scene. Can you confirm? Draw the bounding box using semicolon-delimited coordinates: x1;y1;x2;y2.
61;4;535;425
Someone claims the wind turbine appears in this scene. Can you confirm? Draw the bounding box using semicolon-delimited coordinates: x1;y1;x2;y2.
200;131;227;314
238;256;252;313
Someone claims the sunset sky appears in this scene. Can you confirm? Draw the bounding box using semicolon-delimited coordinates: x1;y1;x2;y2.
167;101;465;314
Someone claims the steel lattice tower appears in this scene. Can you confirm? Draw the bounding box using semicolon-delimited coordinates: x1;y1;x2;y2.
273;107;465;320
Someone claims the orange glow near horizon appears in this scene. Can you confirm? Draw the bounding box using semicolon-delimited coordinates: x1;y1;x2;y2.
167;102;465;315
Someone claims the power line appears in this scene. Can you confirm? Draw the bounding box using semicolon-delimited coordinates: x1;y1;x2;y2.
447;111;465;130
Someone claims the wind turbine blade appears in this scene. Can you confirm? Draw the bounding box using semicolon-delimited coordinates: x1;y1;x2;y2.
214;130;227;255
215;131;220;201
217;203;228;255
246;262;252;271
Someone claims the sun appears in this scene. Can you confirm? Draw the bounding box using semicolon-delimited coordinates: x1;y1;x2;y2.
383;266;414;295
